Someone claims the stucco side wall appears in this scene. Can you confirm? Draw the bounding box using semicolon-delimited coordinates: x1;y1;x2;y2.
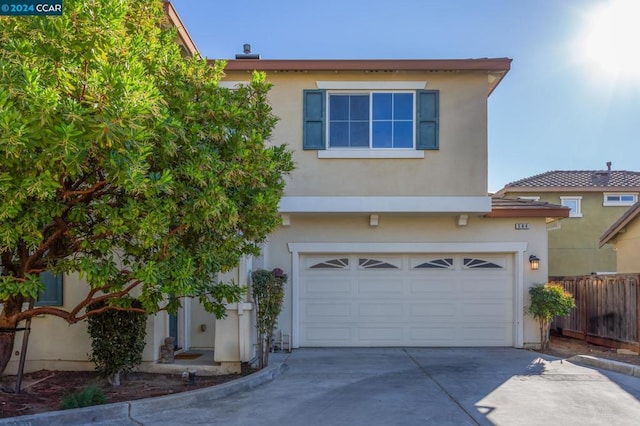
6;273;93;374
262;214;548;348
223;71;489;197
613;219;640;273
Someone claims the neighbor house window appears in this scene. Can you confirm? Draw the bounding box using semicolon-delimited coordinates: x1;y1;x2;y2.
302;89;439;154
560;196;582;218
603;193;637;206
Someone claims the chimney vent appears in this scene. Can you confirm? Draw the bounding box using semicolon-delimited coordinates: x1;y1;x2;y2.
235;44;260;60
606;161;612;171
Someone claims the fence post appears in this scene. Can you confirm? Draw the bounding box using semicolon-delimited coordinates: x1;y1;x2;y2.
637;275;640;354
582;278;588;339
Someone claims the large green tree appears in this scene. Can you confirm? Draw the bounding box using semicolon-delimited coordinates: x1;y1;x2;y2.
0;0;292;374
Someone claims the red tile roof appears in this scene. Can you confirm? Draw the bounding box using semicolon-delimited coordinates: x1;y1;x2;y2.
498;170;640;193
486;196;570;218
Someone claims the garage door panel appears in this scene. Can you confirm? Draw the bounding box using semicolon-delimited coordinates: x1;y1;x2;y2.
410;327;459;344
358;303;403;318
357;279;403;296
299;253;514;347
409;280;457;296
304;279;351;296
409;303;457;317
460;302;514;320
461;326;512;345
304;327;352;343
358;327;403;342
304;302;352;319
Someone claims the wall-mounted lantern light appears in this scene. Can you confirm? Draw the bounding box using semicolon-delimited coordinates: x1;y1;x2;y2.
529;255;540;271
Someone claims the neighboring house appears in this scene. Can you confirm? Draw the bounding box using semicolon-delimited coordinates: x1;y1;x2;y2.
600;200;640;273
496;165;640;276
220;56;568;350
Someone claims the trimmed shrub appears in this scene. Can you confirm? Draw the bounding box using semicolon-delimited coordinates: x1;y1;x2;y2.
527;282;575;349
86;298;147;386
252;268;287;369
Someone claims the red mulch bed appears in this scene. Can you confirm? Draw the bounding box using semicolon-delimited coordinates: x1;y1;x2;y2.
0;365;255;419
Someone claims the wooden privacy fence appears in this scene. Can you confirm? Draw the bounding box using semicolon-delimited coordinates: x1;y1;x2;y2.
550;274;640;353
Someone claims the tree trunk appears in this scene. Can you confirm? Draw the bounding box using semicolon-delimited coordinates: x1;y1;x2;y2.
0;296;25;375
107;371;121;387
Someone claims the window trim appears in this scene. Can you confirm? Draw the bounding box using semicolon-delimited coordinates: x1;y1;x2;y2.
603;192;638;206
560;196;583;218
317;150;424;159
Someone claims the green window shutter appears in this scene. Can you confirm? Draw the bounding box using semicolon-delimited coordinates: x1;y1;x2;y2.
303;89;326;150
36;271;63;306
416;90;439;150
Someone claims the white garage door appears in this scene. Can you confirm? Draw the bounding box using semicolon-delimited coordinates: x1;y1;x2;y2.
299;254;514;347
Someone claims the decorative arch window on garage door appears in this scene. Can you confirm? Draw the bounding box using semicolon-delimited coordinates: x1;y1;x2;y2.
358;258;400;269
308;258;350;269
463;258;504;269
412;258;454;269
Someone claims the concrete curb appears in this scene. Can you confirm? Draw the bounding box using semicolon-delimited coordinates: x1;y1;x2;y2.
0;362;288;426
568;355;640;377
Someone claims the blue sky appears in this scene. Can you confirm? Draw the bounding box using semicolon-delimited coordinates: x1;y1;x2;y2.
171;0;640;192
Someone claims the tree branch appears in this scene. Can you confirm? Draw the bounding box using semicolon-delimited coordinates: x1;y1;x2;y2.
162;224;186;258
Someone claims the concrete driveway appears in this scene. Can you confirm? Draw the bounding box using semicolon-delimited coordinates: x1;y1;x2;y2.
130;347;640;426
6;347;640;425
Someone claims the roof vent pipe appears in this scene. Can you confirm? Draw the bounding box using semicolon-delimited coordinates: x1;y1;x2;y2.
606;161;612;171
235;43;260;60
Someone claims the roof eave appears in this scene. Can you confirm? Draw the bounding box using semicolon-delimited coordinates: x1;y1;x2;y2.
162;1;199;56
484;208;571;219
599;202;640;247
217;58;512;96
499;186;640;193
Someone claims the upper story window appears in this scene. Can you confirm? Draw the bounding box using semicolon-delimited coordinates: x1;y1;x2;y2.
329;92;414;149
603;193;638;206
303;87;438;158
560;196;582;218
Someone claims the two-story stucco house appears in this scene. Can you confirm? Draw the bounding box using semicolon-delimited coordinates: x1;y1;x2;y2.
496;165;640;276
7;8;571;376
221;57;568;349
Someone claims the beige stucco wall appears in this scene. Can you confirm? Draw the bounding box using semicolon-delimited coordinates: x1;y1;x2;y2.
5;265;250;374
259;213;549;348
504;191;629;276
223;71;489;197
6;273;93;374
612;218;640;273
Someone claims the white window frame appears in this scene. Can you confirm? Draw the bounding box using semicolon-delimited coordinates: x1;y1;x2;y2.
603;192;638;207
517;196;540;201
326;90;416;151
560;196;583;218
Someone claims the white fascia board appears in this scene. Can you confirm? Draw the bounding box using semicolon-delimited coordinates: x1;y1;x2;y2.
287;242;528;254
316;81;427;90
278;196;492;214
